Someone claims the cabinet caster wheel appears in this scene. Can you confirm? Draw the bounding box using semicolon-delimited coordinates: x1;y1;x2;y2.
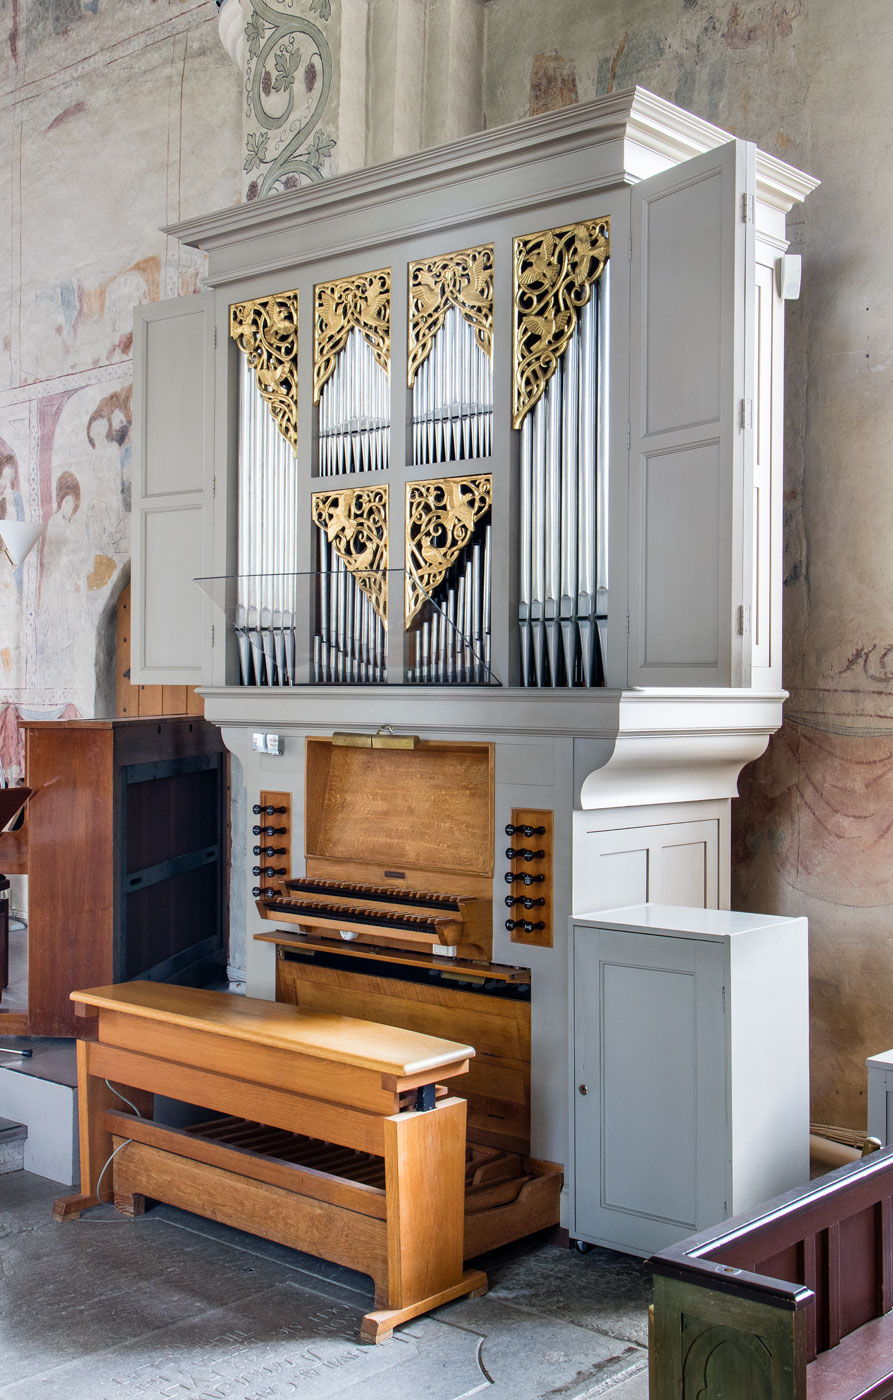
574;1239;594;1254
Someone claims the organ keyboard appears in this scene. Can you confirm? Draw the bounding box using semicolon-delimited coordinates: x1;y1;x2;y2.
259;876;490;958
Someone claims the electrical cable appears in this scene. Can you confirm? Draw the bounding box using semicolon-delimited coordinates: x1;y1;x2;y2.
91;1079;145;1205
94;1137;134;1205
104;1080;145;1119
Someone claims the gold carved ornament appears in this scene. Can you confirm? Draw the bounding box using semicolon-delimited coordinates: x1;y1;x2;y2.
405;475;492;628
312;486;388;624
313;269;390;404
229;291;299;452
512;218;609;430
407;244;494;388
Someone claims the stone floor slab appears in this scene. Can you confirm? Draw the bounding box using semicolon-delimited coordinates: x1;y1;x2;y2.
436;1293;644;1399
0;1281;486;1400
474;1237;651;1346
0;1174;653;1400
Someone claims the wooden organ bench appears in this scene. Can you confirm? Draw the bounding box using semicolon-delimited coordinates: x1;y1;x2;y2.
53;981;487;1342
649;1146;893;1399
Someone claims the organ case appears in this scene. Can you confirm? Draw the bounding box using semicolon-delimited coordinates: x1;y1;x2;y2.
128;89;817;1238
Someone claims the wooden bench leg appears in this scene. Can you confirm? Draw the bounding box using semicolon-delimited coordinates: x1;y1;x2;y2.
114;1191;147;1217
53;1040;152;1221
361;1097;488;1343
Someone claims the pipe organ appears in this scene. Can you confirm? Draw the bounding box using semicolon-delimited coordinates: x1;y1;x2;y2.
222;212;610;690
132;89;816;1259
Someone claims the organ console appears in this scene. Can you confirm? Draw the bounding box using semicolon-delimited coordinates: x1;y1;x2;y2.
127;87;816;1293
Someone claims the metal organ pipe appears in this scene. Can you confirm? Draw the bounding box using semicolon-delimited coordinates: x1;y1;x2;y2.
519;285;604;688
313;532;385;685
408;519;491;685
318;329;389;476
412;307;492;466
237;356;298;687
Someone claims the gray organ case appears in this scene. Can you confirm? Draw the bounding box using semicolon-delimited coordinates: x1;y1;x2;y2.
132;90;815;696
129;88;817;1231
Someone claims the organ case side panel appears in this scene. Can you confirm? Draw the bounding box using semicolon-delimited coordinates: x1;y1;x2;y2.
627;138;756;688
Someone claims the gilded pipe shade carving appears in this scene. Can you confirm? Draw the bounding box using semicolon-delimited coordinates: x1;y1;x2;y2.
314;269;390;403
405;475;492;628
229;291;300;452
312;486;388;623
407;244;494;388
512;218;609;430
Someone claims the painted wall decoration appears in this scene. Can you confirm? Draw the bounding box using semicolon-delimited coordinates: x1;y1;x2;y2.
0;3;243;776
242;0;338;199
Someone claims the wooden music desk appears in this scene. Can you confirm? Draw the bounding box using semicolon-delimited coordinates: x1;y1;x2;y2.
53;982;487;1342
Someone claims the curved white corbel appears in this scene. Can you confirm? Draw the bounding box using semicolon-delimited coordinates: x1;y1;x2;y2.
578;689;786;810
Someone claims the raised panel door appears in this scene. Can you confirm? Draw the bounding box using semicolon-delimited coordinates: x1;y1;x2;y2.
572;925;726;1254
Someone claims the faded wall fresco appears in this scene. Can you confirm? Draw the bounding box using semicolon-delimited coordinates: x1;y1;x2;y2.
241;0;339;199
0;1;243;774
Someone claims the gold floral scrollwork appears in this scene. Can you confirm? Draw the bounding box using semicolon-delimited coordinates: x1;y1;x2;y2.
312;486;388;624
229;291;299;451
512;217;610;430
314;269;390;404
407;244;494;388
405;475;492;628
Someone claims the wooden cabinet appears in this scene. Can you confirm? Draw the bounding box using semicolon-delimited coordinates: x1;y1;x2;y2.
10;717;227;1038
569;903;809;1256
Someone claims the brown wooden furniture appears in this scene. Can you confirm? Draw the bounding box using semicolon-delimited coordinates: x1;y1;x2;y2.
0;717;226;1038
54;981;487;1342
255;735;562;1254
649;1147;893;1399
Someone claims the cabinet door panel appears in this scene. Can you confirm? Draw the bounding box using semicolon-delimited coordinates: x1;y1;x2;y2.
628;139;755;687
572;927;726;1254
131;293;215;684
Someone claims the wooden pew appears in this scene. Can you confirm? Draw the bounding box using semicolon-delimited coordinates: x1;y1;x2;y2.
649;1147;893;1398
54;982;487;1342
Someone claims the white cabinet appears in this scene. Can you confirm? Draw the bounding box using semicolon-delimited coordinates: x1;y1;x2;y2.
569;903;809;1256
867;1050;893;1144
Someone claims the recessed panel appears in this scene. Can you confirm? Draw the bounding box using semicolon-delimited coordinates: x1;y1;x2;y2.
144;312;207;497
142;506;204;670
644;172;723;436
642;443;721;666
601;961;697;1226
660;840;708;908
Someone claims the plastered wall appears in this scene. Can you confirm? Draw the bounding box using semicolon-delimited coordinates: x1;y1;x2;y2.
5;0;890;1128
0;1;242;773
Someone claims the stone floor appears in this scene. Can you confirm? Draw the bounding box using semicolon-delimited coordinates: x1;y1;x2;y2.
0;1171;651;1400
